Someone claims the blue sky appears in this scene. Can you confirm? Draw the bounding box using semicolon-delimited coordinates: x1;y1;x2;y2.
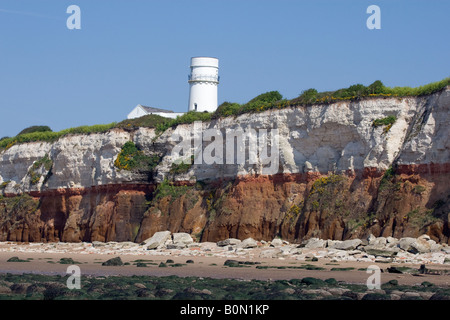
0;0;449;138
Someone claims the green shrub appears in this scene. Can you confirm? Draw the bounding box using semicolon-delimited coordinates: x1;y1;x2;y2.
373;116;397;127
151;179;189;203
114;141;160;172
0;123;116;150
155;111;212;134
297;88;318;104
239;91;283;114
18;125;52;136
27;154;53;185
213;102;242;118
367;80;385;94
246;91;283;105
413;185;426;194
170;155;193;175
0;181;11;189
115;114;169;130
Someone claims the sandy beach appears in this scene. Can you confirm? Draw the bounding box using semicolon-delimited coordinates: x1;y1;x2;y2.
1;250;449;287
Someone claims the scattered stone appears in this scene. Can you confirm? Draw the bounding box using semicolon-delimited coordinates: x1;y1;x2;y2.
301;277;326;286
224;259;239;267
172;233;194;246
240;238;258;249
259;249;281;259
59;257;80;264
387;266;418;274
143;231;171;250
332;239;362;250
136;262;147;267
217;238;241;247
10;283;30;294
134;283;146;289
367;234;376;244
92;241;106;247
409;238;432;254
0;286;12;294
363;245;399;257
386;236;398;244
6;256;28;262
302;238;326;249
270;238;283;247
430;293;450;300
398;237;416;251
326;239;339;248
362;293;390;300
283;288;296;295
402;292;422;299
101;257;123;266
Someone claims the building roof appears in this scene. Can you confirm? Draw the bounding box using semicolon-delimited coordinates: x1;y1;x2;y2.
140;105;174;113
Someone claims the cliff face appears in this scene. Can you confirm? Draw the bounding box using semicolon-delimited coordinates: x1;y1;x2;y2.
1;87;449;243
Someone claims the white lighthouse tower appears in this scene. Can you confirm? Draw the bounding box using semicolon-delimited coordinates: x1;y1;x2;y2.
188;57;219;112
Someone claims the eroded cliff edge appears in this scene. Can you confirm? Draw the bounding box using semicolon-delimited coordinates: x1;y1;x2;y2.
1;87;449;243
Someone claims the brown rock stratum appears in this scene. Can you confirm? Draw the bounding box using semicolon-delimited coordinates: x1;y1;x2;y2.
1;164;448;244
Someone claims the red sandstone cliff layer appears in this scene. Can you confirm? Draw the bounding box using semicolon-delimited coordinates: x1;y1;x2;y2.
1;165;448;244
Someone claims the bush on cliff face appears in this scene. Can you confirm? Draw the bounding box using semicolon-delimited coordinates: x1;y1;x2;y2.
28;154;53;185
114;141;161;172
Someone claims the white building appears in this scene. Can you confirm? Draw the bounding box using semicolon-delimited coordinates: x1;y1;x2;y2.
188;57;219;112
127;56;220;119
127;104;184;120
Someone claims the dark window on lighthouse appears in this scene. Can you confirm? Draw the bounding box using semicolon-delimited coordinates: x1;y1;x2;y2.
194;103;197;111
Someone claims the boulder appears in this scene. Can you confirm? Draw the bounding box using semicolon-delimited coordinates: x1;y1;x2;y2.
92;241;106;247
102;257;123;266
409;238;431;254
367;234;376;244
372;237;387;246
270;238;283;247
386;236;398;244
326;239;339;247
240;238;258;249
363;245;400;257
217;238;241;247
259;249;282;259
172;233;194;246
142;231;171;250
0;286;12;294
398;237;416;251
332;239;362;250
418;234;431;241
302;238;326;249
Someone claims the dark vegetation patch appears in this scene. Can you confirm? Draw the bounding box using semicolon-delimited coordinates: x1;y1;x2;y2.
0;273;448;300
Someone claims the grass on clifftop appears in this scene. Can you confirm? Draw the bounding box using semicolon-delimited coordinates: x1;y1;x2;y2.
1;77;448;150
0;123;117;151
